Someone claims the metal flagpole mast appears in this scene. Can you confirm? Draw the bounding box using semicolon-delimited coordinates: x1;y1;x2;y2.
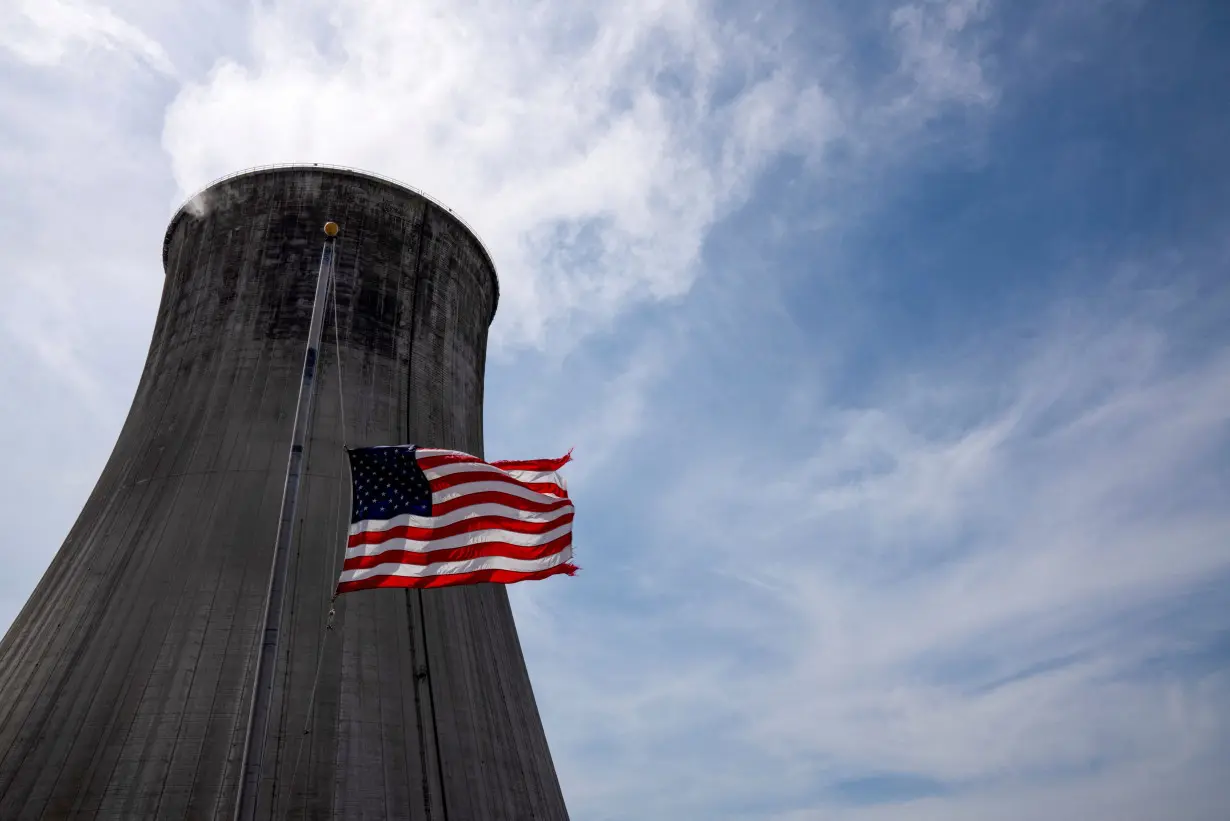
234;221;341;821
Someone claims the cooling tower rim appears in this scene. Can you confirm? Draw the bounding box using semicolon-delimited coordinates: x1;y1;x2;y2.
162;163;499;324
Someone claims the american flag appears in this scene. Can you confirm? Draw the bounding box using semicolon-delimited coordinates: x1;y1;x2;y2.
336;445;577;593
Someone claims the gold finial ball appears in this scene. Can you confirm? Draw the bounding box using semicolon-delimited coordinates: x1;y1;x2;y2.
323;221;339;237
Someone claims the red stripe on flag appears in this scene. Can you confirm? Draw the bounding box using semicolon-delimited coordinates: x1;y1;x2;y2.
348;512;574;547
489;450;573;472
416;452;482;471
429;470;568;498
431;490;571;516
336;563;579;593
343;534;572;571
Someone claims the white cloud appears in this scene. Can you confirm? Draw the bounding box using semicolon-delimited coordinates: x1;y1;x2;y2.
3;0;174;74
0;0;179;629
890;0;994;108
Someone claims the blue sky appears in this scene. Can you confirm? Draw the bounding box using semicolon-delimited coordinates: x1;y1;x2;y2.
2;1;1228;819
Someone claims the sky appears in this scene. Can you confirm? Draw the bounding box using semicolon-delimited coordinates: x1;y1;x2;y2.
2;0;1229;819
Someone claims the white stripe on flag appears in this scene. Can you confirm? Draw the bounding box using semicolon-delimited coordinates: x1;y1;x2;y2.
424;460;565;491
338;550;574;583
348;502;574;535
431;480;563;506
345;522;572;559
504;469;566;488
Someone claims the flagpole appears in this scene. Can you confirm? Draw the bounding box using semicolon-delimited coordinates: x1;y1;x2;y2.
234;221;340;821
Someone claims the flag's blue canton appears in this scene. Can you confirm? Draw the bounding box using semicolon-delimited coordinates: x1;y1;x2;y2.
348;445;433;524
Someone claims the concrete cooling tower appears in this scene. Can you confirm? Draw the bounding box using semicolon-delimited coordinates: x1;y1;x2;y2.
0;165;570;820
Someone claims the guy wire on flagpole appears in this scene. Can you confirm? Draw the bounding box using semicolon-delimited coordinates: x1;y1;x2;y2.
233;222;340;821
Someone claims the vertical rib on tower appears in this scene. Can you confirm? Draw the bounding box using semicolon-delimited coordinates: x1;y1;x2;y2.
0;166;570;820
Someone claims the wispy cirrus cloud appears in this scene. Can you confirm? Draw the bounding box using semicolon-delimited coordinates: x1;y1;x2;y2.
510;253;1230;818
890;0;994;109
